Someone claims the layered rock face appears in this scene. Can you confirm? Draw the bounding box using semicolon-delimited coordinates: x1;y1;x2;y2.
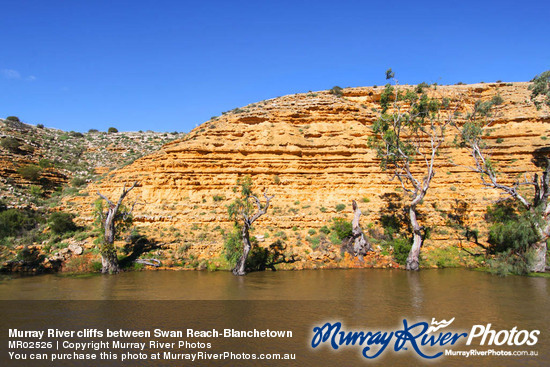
67;83;550;268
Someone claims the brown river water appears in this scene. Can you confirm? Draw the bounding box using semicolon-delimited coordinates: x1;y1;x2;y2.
0;269;548;366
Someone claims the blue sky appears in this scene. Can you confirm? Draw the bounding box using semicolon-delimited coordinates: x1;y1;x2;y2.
1;0;548;133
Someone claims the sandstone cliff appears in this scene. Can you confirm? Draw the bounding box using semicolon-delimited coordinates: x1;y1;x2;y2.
66;82;550;269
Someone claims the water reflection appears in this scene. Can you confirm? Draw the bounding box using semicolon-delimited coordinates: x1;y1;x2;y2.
0;269;548;366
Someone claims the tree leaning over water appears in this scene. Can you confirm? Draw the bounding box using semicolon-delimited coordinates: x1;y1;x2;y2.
370;70;455;270
96;182;138;274
457;91;550;272
227;176;274;276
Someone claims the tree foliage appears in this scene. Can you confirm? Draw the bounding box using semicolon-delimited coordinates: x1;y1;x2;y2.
529;70;550;109
371;83;447;179
370;70;454;270
227;175;255;224
223;225;243;267
456;78;550;273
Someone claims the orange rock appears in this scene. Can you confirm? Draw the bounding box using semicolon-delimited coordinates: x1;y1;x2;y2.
66;83;549;270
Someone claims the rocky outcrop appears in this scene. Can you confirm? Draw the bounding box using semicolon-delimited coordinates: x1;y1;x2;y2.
0;120;185;208
66;83;550;268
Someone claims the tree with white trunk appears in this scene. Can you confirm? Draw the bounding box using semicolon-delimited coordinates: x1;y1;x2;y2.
95;182;138;274
370;70;454;270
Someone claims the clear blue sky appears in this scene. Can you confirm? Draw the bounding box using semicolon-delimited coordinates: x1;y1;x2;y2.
1;0;548;133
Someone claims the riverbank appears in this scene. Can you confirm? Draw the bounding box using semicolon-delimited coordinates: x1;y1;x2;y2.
2;238;490;275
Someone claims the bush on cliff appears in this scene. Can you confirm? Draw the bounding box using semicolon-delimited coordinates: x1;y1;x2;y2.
0;209;38;239
48;212;77;235
1;137;22;153
530;70;550;109
17;164;42;181
330;218;352;242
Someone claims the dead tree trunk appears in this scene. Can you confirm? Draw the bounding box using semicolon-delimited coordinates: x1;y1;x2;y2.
531;240;548;273
233;223;253;276
349;200;372;260
232;192;274;276
407;205;423;271
97;182;138;274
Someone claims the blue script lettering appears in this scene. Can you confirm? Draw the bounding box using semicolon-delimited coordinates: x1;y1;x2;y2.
311;319;468;360
394;320;441;359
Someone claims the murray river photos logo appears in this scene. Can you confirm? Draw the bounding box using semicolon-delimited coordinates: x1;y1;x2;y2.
311;318;540;360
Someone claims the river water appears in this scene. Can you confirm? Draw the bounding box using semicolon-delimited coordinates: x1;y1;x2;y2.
0;269;548;366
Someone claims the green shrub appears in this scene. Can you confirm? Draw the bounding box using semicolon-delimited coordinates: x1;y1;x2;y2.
223;225;243;267
330;218;352;240
91;261;103;272
6;116;20;122
108;127;118;133
38;159;54;168
274;231;287;240
29;185;43;198
308;229;316;235
306;235;320;249
319;226;330;235
0;209;37;239
212;195;225;202
88;129;99;133
1;137;22;152
17;165;42;181
335;204;346;212
329;86;344;97
529;70;550;109
391;237;412;265
48;212;77;234
415;82;429;94
329;231;342;245
36;124;44;129
71;177;87;187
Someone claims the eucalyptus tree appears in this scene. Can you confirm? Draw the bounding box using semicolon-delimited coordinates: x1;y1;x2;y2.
458;94;549;272
370;70;455;270
227;176;274;276
96;182;138;274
